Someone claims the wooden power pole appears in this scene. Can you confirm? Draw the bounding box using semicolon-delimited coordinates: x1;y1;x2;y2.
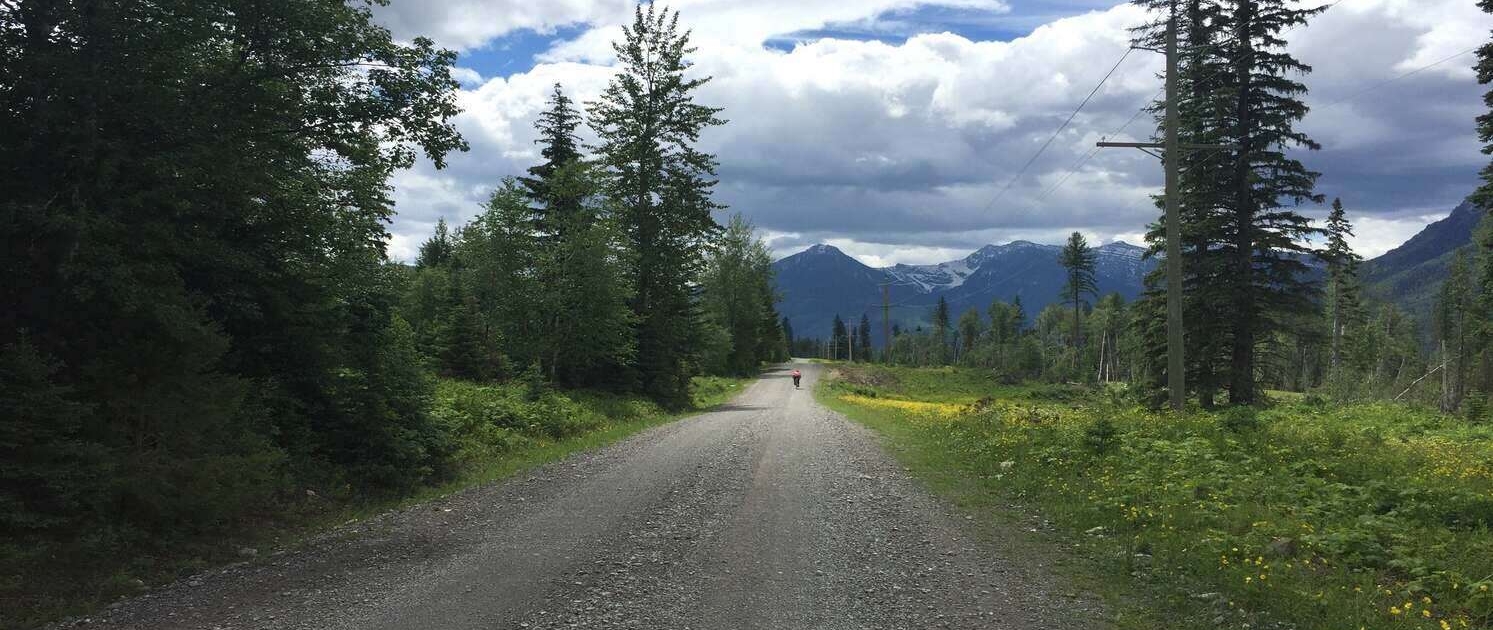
1097;2;1233;412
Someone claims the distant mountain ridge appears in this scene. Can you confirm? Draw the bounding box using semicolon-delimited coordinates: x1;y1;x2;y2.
772;240;1152;345
773;198;1488;345
1362;200;1486;321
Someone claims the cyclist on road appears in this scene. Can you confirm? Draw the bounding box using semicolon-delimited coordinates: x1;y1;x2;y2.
791;369;802;388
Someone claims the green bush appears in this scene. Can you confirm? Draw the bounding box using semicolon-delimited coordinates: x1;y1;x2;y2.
1083;416;1120;454
1219;406;1261;433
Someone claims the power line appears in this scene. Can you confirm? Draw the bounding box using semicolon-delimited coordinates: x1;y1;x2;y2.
1033;100;1153;204
980;46;1136;213
1317;46;1479;110
1023;0;1350;211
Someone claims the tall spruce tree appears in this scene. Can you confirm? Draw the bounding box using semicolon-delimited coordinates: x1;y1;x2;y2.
859;315;874;363
417;218;457;268
1219;0;1326;404
1474;0;1493;216
533;163;637;387
1136;0;1326;405
520;84;586;238
1322;198;1363;373
832;316;849;360
1474;216;1493;398
588;4;725;403
1060;232;1098;354
932;297;952;364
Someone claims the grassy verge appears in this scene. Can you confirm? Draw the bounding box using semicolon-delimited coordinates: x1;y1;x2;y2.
4;375;748;630
819;363;1493;630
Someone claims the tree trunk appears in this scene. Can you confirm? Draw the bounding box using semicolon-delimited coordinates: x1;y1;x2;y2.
1442;340;1454;412
1228;0;1257;406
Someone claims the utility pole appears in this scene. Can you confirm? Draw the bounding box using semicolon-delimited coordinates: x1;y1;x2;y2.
1096;1;1234;412
881;284;892;364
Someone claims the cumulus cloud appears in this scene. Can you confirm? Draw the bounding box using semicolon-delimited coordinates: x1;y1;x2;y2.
371;0;634;51
374;0;1493;265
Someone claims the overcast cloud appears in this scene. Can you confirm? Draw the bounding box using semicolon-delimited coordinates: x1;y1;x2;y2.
372;0;1493;265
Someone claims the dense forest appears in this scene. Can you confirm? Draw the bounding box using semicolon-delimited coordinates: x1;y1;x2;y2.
796;0;1493;416
0;0;783;604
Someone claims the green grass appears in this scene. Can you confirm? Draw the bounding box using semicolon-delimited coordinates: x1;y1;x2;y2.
3;375;748;630
820;363;1493;630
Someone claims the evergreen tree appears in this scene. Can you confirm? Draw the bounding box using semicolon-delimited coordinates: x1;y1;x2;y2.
461;181;541;368
1322;198;1363;373
1473;0;1493;215
1060;232;1098;354
534;163;637;387
436;275;502;380
858;314;874;362
957;309;983;363
1133;0;1236;406
401;266;453;362
1435;250;1474;411
932;297;952;364
1133;0;1324;405
1011;295;1028;335
782;317;795;352
1474;215;1493;396
1219;0;1327;404
417;218;456;269
832;316;849;360
520;84;586;238
988;301;1013;346
588;4;726;403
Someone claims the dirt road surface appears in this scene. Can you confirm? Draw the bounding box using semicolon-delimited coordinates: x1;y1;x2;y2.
68;362;1103;630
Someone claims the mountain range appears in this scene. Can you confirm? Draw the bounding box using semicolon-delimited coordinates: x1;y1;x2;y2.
773;240;1152;346
773;199;1487;344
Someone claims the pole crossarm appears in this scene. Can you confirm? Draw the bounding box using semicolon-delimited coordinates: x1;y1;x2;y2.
1096;141;1239;151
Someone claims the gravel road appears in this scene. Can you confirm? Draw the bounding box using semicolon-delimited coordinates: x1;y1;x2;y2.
66;362;1104;630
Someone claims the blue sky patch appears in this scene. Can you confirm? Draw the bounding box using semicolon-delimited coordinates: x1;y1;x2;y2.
458;23;591;79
